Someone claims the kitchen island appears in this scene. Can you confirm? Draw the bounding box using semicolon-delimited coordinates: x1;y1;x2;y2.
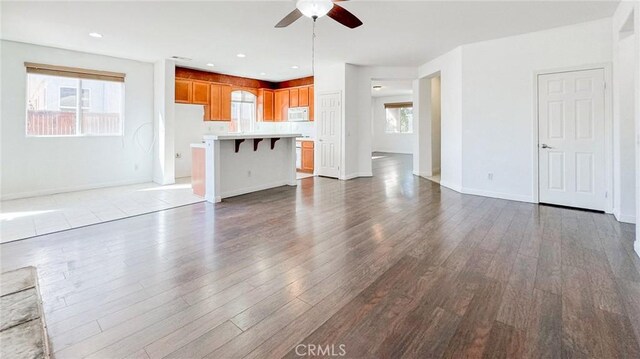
201;133;301;203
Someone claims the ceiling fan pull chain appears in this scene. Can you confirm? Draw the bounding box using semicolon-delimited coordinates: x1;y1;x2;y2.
312;18;316;77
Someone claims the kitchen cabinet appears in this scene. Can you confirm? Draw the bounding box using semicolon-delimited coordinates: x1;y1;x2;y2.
289;88;299;107
274;89;289;122
300;140;314;173
210;83;232;121
257;89;274;122
298;87;309;107
192;81;210;105
309;85;314;121
175;79;192;103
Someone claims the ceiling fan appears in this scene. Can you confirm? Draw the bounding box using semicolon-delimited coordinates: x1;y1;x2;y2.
275;0;363;29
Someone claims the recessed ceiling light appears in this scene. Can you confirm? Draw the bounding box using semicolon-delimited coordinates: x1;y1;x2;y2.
260;72;267;76
89;32;103;38
291;65;299;69
373;85;383;90
206;63;215;67
237;53;246;58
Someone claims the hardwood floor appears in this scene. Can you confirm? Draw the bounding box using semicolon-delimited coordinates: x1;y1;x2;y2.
2;153;640;358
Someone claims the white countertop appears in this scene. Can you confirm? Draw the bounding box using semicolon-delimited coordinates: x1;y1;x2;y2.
203;133;302;140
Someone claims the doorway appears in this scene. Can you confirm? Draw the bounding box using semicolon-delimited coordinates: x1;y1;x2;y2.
537;68;606;211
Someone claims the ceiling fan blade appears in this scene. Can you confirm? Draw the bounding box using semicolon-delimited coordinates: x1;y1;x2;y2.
275;8;303;28
327;4;363;29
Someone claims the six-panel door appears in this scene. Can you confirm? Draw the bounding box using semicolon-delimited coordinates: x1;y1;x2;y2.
538;69;605;210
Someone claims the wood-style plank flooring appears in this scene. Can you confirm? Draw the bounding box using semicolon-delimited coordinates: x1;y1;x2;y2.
2;153;640;358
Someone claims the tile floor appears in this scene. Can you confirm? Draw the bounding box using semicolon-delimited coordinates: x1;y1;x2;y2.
0;178;204;243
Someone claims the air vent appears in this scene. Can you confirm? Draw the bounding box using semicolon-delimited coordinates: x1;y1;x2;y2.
171;56;192;61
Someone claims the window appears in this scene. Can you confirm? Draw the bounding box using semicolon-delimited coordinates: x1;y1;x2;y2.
231;90;256;133
384;102;413;134
25;62;125;137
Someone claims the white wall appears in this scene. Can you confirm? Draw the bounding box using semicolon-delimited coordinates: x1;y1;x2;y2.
416;19;613;202
431;76;441;174
173;104;228;178
461;18;612;202
153;59;175;185
613;33;637;223
417;47;463;191
1;40;154;199
611;1;640;250
371;95;414;154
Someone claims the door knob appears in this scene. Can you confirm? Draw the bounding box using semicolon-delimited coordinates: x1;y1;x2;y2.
541;144;554;149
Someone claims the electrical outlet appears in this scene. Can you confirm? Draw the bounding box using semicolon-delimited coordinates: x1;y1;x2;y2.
175;153;182;159
488;172;493;180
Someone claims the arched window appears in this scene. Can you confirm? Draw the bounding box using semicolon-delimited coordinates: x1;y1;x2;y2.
231;90;256;133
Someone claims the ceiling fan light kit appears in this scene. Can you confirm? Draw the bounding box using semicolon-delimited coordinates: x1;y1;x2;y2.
275;0;363;29
297;0;334;19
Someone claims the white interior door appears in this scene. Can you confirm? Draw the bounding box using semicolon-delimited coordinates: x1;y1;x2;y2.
538;68;605;210
317;92;341;178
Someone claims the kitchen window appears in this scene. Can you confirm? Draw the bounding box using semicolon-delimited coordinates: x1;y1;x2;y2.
231;90;256;133
384;102;413;134
25;62;125;137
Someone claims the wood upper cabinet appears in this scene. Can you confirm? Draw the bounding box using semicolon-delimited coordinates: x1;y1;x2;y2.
175;79;192;103
298;86;309;107
309;85;314;121
257;89;274;122
289;88;299;108
274;89;289;122
192;81;210;105
209;83;232;121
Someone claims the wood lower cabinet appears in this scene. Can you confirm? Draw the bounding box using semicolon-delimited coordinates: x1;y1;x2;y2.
301;141;314;173
175;79;192;103
191;147;205;197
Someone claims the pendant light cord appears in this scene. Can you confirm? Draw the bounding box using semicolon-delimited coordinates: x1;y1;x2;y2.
312;18;316;77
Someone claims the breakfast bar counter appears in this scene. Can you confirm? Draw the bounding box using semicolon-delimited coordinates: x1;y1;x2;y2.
201;133;301;203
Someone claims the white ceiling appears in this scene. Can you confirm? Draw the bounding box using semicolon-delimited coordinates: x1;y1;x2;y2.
371;80;413;97
1;1;619;81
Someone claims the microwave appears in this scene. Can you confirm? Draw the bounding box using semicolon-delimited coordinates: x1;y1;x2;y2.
288;107;309;122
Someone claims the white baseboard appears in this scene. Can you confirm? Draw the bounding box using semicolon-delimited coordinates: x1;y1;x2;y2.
413;171;432;178
372;149;413;155
1;177;153;201
341;172;373;180
220;180;293;199
439;180;462;193
461;187;534;203
613;210;636;224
